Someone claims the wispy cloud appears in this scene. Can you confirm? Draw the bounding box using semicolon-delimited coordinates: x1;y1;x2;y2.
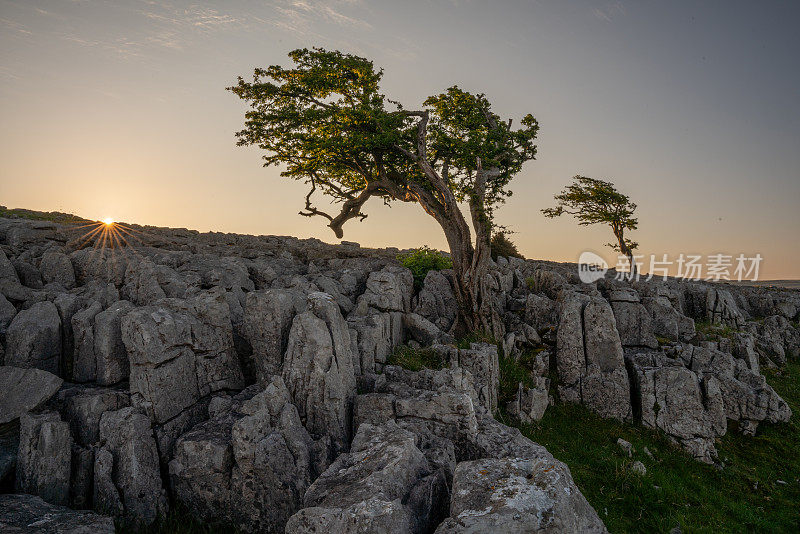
592;1;626;23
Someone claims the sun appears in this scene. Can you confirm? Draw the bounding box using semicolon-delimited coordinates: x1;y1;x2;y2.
102;217;114;226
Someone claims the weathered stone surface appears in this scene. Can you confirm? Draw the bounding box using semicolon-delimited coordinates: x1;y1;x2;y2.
524;292;557;333
39;251;76;289
16;411;72;506
435;457;606;533
170;377;321;533
506;377;550;423
121;289;244;425
413;269;457;333
628;352;724;463
449;343;499;413
5;301;62;375
93;300;134;385
286;422;448;534
0;493;115;533
356;266;413;313
61;387;130;447
353;366;480;462
0;292;16;335
403;312;448;348
243;288;304;383
71;301;103;383
0;366;63;424
610;290;658;348
642;295;695;342
556;292;631;421
348;310;403;374
95;407;167;526
282;292;357;451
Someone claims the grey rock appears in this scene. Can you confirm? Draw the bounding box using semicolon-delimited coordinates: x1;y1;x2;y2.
16;411;72;506
0;292;16;335
286;422;447;534
642;295;695;342
449;343;499;413
170;377;320;533
556;292;631;421
243;288;304;383
403;312;450;347
95;407;168;526
610;290;658;348
0;366;63;424
0;493;115;533
348;310;404;374
506;378;550;423
122;288;244;425
630;460;647;476
617;438;633;457
92;300;134;385
356;266;414;313
13;260;43;289
61;387;130;447
71;301;103;383
5;301;62;375
39;251;76;289
282;292;357;451
413;269;457;333
435;456;606;533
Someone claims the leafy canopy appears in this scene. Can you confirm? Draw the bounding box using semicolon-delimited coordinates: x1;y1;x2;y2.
228;48;539;236
542;176;638;252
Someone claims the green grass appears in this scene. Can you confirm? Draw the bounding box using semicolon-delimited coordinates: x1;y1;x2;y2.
0;206;88;224
695;320;738;341
116;502;228;534
386;344;443;371
505;362;800;533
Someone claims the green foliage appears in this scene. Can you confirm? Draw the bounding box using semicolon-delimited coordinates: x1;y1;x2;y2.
490;232;524;261
229;48;539;237
497;348;547;407
386;345;443;372
695;320;737;341
397;246;452;290
542;176;638;254
506;362;800;533
455;330;497;349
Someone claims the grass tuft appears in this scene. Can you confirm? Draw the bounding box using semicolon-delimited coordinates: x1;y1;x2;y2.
386;344;443;371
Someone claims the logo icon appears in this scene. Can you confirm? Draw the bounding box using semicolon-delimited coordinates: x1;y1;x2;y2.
578;251;609;283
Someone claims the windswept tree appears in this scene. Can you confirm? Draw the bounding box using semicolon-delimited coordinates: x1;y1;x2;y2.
229;48;538;335
542;176;639;273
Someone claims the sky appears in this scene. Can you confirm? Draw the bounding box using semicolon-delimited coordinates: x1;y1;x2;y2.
1;0;798;279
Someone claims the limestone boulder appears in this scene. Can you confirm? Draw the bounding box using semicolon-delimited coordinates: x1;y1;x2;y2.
5;301;62;376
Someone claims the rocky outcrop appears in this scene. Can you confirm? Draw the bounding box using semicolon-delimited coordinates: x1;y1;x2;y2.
39;251;76;289
121;288;244;457
170;377;324;533
0;494;115;533
413;270;457;333
95;407;167;526
435;457;607;533
243;288;304;383
556;292;632;421
5;301;62;375
282;292;357;451
16;411;72;506
0;367;63;424
286;422;448;534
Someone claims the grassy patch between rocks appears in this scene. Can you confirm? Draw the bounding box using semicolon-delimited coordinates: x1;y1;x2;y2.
506;361;800;533
386;344;444;371
695;320;738;341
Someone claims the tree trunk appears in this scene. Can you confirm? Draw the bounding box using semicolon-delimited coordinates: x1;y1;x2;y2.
434;164;504;340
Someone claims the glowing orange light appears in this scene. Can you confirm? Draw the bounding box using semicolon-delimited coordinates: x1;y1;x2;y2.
102;217;114;225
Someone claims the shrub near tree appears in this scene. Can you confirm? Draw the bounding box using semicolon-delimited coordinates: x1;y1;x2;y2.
229;48;539;336
542;176;639;275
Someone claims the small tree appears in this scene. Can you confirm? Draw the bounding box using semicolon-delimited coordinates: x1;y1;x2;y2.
542;176;639;274
229;48;539;336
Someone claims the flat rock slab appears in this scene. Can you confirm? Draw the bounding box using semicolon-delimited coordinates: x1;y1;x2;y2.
0;493;115;533
0;366;63;424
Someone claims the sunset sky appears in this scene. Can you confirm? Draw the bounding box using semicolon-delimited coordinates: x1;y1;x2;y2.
1;1;798;278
